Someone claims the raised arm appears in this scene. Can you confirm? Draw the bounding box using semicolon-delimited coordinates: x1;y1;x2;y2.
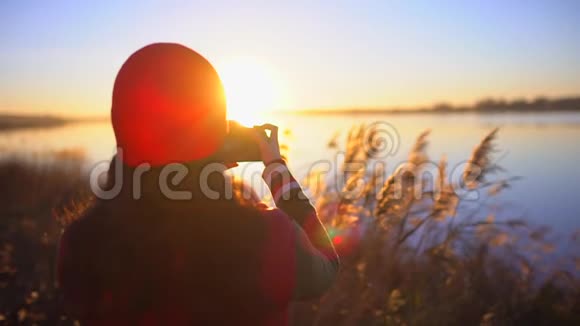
253;125;339;300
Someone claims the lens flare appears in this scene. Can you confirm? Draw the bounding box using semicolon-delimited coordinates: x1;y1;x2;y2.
216;58;284;126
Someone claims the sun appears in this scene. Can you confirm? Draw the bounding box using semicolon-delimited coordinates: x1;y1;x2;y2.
216;58;282;126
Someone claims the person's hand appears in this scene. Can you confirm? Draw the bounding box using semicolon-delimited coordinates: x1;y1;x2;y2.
252;124;283;166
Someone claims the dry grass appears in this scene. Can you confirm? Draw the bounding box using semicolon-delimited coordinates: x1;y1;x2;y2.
0;128;579;325
0;152;91;324
293;126;580;325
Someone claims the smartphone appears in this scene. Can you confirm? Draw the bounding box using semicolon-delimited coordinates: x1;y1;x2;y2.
213;120;262;162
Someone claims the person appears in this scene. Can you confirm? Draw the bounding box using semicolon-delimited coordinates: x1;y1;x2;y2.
57;43;339;325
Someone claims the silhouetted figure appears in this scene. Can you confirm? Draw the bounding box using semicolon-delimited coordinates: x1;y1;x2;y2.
57;43;339;325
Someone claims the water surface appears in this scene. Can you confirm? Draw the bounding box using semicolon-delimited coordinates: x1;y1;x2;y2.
1;112;579;235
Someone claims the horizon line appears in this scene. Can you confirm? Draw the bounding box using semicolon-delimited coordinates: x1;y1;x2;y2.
1;93;579;120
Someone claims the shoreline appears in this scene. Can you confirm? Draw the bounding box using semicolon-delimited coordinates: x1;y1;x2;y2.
0;114;107;132
3;110;580;133
288;107;580;116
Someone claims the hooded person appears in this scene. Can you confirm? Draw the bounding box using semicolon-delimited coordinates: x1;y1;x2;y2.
57;43;339;326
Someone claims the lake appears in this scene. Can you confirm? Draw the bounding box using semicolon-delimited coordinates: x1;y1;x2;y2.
1;112;579;238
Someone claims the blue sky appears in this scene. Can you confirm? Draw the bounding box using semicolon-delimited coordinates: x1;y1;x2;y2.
1;0;579;115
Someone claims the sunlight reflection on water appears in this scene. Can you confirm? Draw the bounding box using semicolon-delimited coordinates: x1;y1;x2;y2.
1;112;579;235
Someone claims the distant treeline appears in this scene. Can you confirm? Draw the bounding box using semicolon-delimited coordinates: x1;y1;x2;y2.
2;95;580;129
0;114;68;131
296;95;580;115
0;114;107;131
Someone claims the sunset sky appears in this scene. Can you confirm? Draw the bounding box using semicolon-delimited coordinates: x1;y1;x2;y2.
1;0;579;117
